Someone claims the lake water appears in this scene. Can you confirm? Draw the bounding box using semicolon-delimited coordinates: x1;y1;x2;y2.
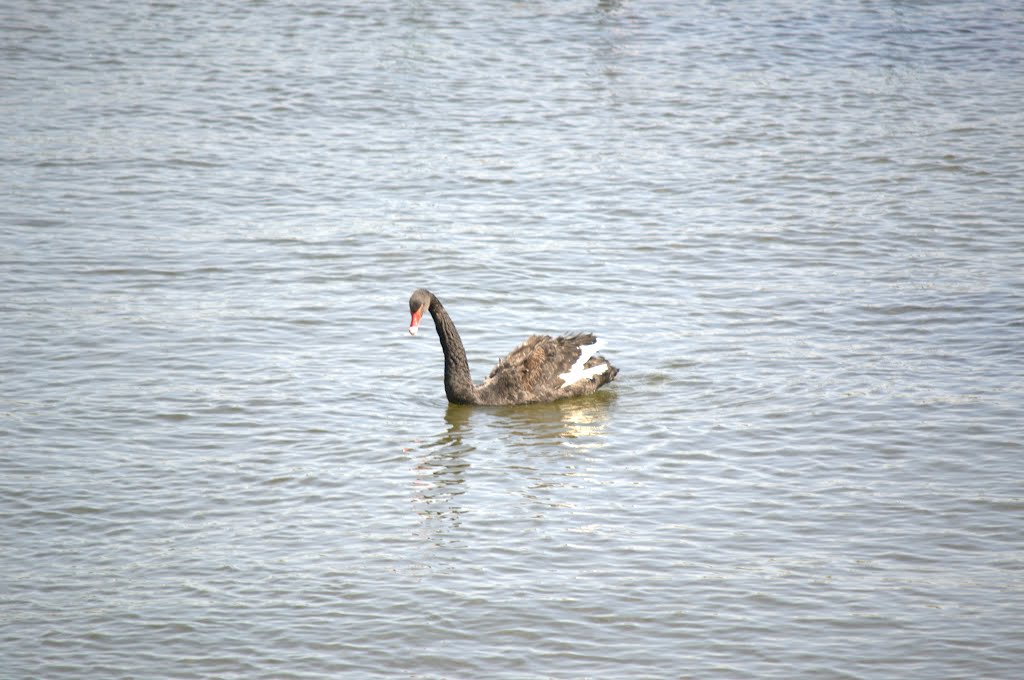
3;1;1023;678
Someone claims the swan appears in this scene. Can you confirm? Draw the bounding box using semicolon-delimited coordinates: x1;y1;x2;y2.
407;289;618;405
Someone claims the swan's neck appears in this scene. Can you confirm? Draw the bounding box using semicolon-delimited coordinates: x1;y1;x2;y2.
428;297;476;404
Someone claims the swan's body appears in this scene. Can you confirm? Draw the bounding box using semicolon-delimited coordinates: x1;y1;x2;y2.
408;289;618;406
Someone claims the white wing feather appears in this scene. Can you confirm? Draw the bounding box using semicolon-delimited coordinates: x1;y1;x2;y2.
559;339;609;388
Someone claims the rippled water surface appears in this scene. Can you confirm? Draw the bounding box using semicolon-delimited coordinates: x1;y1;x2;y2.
3;1;1024;678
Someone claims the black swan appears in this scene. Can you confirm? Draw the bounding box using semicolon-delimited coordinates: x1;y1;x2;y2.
407;288;618;406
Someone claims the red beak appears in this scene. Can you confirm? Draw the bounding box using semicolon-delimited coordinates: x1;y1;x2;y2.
409;309;423;335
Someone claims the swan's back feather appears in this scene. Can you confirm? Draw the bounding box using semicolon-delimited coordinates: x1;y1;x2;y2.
475;333;617;405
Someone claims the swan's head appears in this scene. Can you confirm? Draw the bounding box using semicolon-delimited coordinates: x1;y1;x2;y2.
408;289;432;335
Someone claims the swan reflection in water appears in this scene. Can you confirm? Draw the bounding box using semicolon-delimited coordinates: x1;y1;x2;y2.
411;405;474;534
494;389;616;452
410;391;615;538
